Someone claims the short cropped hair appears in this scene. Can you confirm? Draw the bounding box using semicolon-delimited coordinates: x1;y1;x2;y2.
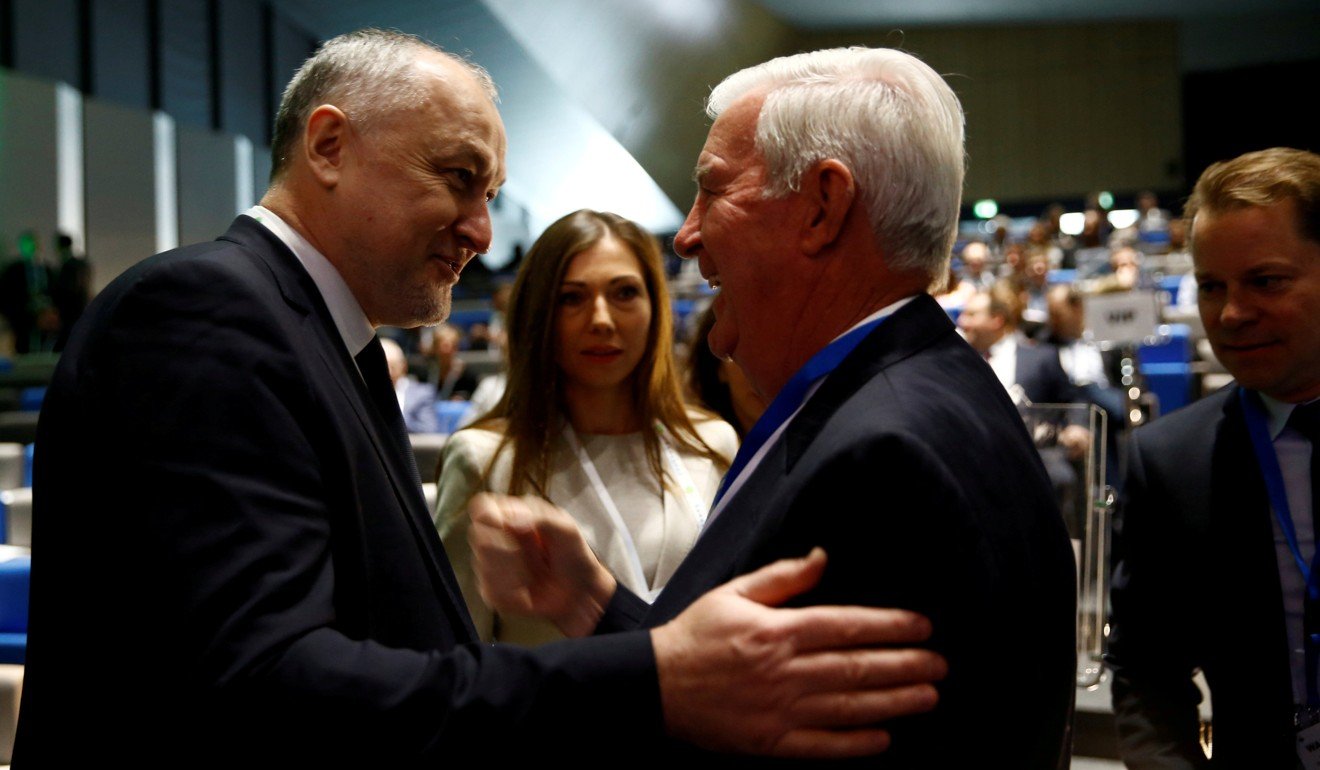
987;280;1023;327
706;47;966;283
269;28;496;180
1185;147;1320;245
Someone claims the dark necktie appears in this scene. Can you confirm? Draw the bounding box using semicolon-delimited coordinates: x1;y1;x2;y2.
1290;401;1320;510
355;337;423;490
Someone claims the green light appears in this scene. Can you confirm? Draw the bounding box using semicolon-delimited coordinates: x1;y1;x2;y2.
1097;191;1114;209
972;199;998;219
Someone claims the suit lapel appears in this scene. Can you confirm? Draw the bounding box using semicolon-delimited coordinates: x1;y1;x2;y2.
218;217;477;638
649;295;957;621
1211;393;1292;695
785;295;955;470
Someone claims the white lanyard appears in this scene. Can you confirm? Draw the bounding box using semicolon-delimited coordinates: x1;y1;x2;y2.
655;423;710;531
562;424;707;598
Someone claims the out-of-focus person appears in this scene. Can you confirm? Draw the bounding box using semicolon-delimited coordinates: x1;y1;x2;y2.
1109;147;1320;768
435;209;737;644
52;231;91;351
935;257;977;311
960;285;1091;532
381;336;440;434
1084;244;1143;294
0;229;60;354
422;322;479;399
960;240;997;290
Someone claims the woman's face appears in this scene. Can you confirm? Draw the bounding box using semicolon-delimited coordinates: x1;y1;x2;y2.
554;236;653;397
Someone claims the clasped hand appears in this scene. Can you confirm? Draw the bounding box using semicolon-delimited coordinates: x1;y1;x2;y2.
466;493;948;759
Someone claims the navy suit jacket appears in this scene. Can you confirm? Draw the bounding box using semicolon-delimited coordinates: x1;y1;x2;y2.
1108;386;1295;768
1012;339;1082;406
15;217;660;766
604;295;1078;767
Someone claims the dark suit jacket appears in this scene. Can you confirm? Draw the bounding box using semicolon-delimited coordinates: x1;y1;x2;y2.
1014;339;1082;408
400;377;441;434
15;217;660;767
1108;386;1295;768
604;295;1078;767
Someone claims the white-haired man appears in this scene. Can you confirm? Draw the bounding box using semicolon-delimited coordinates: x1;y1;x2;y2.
15;30;947;766
471;46;1077;766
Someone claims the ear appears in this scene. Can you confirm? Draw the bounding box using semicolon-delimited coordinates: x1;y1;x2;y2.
798;158;856;256
303;104;351;189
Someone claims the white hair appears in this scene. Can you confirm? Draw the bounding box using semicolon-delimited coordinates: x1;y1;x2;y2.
270;28;497;179
707;47;965;281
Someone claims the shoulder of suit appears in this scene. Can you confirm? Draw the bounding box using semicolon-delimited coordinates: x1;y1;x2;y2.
684;409;740;455
441;424;509;465
1134;386;1234;447
101;238;276;310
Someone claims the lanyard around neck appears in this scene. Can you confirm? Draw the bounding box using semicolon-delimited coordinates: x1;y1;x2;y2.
711;314;888;510
1241;387;1320;706
563;423;705;599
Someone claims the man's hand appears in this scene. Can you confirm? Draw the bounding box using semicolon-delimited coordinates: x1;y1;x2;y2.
1060;425;1092;461
467;492;617;637
653;549;946;758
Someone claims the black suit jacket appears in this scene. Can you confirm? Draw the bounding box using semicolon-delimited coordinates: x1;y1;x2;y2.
1012;340;1082;408
1108;386;1295;768
605;296;1078;767
15;217;660;766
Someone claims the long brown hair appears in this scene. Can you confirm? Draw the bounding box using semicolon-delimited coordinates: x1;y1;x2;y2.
471;209;729;495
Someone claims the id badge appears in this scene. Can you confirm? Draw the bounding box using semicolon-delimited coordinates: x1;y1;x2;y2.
1298;721;1320;770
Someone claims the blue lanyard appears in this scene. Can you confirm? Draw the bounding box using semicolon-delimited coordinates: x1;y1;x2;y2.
1240;387;1320;706
711;314;887;508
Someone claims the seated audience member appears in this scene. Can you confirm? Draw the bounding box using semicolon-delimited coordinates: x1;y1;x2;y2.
458;370;505;429
1109;147;1320;768
1026;219;1065;268
935;258;977;311
999;240;1027;280
1019;251;1052;330
424;323;479;399
1042;285;1123;415
1084;245;1142;295
1042;284;1124;486
381;337;440;434
434;209;737;645
1133;190;1172;249
960;285;1091;533
960;240;997;290
685;304;767;438
465;321;492;352
487;282;511;352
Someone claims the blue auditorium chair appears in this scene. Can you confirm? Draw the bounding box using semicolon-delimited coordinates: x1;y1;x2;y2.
435;401;473;435
0;552;30;664
1139;324;1194;415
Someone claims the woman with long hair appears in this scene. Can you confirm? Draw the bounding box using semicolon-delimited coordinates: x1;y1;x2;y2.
434;209;736;645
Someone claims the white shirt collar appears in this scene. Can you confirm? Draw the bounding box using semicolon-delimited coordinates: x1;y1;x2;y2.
245;205;376;357
702;294;918;532
827;295;918;344
988;333;1017;360
1258;391;1320;441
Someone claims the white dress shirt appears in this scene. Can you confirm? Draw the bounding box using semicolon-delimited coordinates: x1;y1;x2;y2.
245;206;376;370
1260;392;1318;705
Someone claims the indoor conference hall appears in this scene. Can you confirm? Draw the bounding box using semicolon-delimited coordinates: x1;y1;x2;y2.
1;1;1316;767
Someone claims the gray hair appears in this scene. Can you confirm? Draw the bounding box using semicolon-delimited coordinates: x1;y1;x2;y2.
269;28;497;180
707;47;965;282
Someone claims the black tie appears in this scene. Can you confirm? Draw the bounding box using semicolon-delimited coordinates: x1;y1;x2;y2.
1288;401;1320;496
1288;402;1320;650
355;337;422;490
